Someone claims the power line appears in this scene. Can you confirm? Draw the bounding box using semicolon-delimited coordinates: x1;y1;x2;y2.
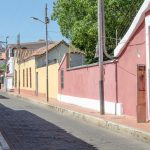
117;1;137;35
118;1;142;39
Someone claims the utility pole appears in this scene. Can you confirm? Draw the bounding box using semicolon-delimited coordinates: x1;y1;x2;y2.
5;36;9;92
45;3;49;102
98;0;105;115
17;34;21;94
31;4;49;102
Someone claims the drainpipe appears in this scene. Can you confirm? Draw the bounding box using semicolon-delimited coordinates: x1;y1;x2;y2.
115;61;118;115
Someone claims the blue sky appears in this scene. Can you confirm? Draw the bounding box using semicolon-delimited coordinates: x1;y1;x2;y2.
0;0;68;45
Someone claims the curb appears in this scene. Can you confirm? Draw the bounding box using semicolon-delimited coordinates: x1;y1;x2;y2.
1;92;150;143
46;104;150;143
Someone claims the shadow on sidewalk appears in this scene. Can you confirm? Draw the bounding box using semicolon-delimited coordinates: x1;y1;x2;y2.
0;104;97;150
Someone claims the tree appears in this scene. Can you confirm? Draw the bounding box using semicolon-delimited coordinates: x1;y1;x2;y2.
51;0;143;63
1;63;6;71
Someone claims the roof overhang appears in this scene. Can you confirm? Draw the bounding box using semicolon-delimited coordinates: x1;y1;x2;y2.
114;0;150;57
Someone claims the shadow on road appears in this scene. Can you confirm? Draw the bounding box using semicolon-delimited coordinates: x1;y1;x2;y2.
0;95;9;99
0;104;97;150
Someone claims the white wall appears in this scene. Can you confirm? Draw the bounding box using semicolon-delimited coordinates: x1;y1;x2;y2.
36;43;69;68
58;94;123;115
7;77;13;90
145;15;150;120
6;48;14;90
7;57;14;74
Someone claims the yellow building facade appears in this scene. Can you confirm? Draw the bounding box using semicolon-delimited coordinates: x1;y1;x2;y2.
36;63;59;99
14;41;69;100
14;57;36;95
14;58;59;99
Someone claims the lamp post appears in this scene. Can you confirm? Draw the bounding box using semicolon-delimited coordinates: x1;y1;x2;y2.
31;3;49;102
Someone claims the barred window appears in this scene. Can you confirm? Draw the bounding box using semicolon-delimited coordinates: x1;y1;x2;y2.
61;70;64;89
26;68;28;87
29;67;32;88
23;69;25;87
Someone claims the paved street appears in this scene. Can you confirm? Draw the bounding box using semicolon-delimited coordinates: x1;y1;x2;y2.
0;94;150;150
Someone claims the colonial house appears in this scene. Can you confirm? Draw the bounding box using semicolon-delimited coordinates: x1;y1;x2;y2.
14;40;70;100
114;0;150;122
58;0;150;123
6;40;50;91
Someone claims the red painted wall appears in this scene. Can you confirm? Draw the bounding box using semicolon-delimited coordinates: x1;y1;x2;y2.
117;22;146;117
58;21;146;117
104;63;117;102
59;55;117;102
59;58;99;100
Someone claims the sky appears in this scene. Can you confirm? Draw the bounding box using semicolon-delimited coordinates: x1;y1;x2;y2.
0;0;69;45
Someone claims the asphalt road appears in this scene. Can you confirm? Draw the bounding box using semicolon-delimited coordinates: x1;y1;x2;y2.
0;94;150;150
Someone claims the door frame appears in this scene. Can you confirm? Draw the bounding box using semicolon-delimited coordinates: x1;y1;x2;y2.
137;65;146;122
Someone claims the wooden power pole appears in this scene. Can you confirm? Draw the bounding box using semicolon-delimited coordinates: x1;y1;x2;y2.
98;0;105;115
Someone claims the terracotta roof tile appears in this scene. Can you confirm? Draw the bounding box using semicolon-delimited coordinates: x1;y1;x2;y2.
23;40;68;60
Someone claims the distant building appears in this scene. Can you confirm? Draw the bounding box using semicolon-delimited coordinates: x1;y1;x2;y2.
13;40;85;101
6;40;53;91
14;40;69;100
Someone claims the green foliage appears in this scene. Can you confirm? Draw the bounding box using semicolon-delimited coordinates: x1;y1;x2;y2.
1;63;6;71
51;0;143;63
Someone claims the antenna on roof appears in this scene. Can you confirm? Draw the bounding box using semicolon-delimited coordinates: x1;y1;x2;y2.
17;34;20;45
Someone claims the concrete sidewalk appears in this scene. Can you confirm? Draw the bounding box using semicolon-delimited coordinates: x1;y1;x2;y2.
1;91;150;143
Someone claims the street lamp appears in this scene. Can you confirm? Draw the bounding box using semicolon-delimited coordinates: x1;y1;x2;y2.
31;3;49;102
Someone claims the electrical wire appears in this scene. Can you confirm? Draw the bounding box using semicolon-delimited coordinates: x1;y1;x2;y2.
117;1;142;39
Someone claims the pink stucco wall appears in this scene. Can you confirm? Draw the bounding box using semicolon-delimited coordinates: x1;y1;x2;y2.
58;21;146;117
117;22;146;117
59;55;117;102
104;63;117;102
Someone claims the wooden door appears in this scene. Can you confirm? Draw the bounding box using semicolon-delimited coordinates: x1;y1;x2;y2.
137;65;146;123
